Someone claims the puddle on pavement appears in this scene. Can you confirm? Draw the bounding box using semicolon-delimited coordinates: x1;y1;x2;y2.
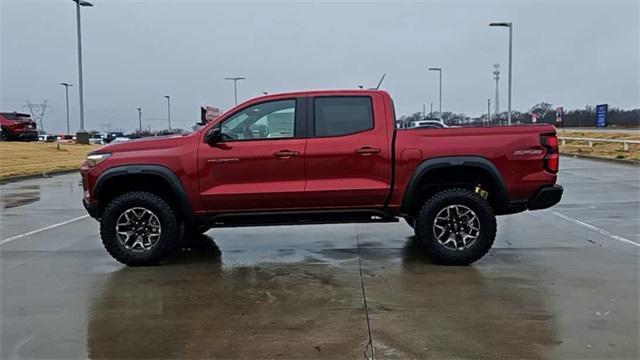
1;185;41;209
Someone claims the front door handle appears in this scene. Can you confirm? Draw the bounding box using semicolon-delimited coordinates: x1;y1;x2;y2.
355;147;381;156
274;150;300;159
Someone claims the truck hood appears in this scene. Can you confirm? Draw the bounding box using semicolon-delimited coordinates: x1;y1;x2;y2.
95;133;197;153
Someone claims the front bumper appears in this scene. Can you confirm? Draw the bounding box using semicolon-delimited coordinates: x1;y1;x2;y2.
83;198;101;219
528;184;564;210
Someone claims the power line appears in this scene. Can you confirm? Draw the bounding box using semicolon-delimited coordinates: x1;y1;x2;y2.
23;100;50;131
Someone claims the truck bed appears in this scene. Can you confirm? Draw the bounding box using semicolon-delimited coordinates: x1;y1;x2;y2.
390;124;558;208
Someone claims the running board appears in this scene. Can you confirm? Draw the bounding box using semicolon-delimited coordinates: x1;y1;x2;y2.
205;209;399;228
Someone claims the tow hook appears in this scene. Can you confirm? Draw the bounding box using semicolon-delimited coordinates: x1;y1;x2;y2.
475;184;489;199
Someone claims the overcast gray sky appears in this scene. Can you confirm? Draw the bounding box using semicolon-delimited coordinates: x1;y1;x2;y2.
1;0;638;133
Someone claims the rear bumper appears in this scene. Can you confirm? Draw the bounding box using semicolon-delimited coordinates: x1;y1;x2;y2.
5;130;38;141
528;184;564;210
497;184;563;215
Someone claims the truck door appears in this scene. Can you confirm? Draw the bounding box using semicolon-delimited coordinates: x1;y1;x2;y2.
303;94;391;208
197;98;307;212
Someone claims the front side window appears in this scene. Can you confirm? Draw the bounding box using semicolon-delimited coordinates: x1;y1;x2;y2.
314;97;373;137
220;99;296;140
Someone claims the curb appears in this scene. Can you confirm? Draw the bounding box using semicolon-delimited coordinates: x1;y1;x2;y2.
560;153;640;166
0;169;80;184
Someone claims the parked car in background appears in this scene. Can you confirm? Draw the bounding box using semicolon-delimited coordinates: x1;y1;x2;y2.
409;120;449;129
105;132;125;144
0;112;38;141
56;134;75;144
38;134;57;142
90;134;105;145
110;137;131;144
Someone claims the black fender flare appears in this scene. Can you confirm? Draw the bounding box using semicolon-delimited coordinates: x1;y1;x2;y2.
401;156;508;212
93;164;196;225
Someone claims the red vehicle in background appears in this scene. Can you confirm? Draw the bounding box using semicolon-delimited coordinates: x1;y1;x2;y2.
0;112;38;141
81;90;563;266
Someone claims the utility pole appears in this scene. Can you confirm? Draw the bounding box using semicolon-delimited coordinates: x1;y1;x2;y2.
137;107;142;133
490;22;513;125
224;77;246;106
493;64;500;121
164;95;171;130
430;102;433;117
487;99;491;125
422;104;426;119
60;83;73;134
428;67;442;118
23;100;50;131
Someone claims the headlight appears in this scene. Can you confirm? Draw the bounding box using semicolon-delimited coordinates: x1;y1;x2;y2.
86;153;111;167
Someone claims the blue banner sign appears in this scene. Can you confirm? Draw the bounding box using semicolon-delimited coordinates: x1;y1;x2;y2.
595;104;608;128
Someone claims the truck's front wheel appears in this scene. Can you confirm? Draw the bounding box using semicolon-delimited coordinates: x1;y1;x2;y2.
100;191;179;266
415;188;496;265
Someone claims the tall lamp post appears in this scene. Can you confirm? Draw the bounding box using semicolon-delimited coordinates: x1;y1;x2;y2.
72;0;92;137
490;22;512;125
224;77;246;106
428;67;442;118
137;107;142;133
60;82;73;134
164;96;172;130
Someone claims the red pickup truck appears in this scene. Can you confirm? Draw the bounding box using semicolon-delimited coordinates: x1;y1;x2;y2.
81;90;562;266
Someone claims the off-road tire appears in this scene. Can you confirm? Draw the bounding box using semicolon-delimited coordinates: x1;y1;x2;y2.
100;191;179;266
404;216;415;228
415;188;496;265
0;130;9;141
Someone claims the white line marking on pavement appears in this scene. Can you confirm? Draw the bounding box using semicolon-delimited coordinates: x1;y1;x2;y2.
552;211;640;248
0;215;89;246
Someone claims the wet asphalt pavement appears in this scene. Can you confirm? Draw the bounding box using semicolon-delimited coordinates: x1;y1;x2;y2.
1;156;639;359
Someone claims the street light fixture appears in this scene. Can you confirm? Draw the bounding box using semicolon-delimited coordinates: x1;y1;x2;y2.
490;22;513;125
59;82;73;134
164;96;171;130
224;77;246;106
428;67;442;118
72;0;92;135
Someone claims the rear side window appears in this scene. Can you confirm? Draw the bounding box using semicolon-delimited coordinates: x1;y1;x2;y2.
314;97;373;137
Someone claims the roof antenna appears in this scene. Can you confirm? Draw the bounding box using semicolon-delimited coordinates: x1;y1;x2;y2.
374;73;386;90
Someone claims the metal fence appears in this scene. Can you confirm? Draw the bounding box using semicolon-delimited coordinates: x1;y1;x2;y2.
558;137;640;152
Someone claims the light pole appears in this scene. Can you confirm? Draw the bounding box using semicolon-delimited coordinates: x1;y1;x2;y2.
487;98;491;125
224;77;246;106
72;0;92;134
428;67;442;118
164;96;171;130
493;64;500;122
137;107;142;133
60;82;73;134
490;22;512;125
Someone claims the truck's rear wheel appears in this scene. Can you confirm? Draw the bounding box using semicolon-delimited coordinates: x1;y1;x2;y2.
100;191;179;266
415;188;496;265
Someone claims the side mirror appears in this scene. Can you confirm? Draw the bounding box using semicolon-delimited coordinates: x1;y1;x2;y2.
205;127;223;145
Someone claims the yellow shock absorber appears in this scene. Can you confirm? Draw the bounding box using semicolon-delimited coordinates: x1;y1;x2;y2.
475;184;489;199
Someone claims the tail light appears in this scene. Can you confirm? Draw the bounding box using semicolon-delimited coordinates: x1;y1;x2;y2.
541;133;559;173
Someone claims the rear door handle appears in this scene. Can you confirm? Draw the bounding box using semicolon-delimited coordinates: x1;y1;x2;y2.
274;150;300;159
355;147;381;156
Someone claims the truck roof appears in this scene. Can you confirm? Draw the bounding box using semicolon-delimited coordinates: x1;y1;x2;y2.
247;89;390;102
